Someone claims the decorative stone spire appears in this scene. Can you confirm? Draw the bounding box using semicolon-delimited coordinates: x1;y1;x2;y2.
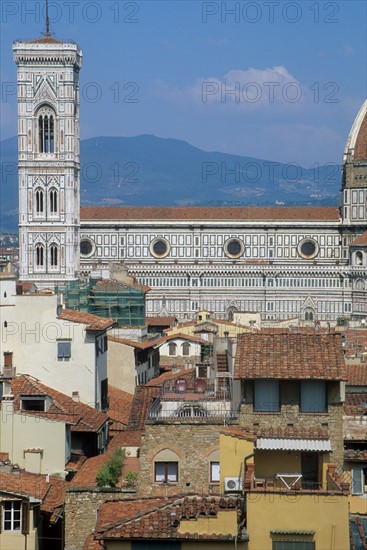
45;0;51;37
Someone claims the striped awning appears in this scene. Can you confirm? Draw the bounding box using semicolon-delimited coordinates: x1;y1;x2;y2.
256;438;332;452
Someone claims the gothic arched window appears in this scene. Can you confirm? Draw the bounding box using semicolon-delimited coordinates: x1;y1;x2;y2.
35;188;44;214
182;342;190;356
36;244;44;267
356;251;363;266
168;342;177;356
38;106;55;153
49;188;58;214
50;244;58;267
304;308;314;321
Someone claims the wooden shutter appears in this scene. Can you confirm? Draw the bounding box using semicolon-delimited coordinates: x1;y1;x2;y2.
21;501;29;535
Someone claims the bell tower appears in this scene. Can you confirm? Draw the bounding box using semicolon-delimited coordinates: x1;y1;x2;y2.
13;9;82;288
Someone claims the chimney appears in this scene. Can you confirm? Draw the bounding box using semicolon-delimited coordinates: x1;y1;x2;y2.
71;391;80;402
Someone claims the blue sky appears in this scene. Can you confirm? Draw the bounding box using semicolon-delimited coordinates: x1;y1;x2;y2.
1;0;366;165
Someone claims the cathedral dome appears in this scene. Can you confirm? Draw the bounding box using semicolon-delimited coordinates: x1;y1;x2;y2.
343;99;367;163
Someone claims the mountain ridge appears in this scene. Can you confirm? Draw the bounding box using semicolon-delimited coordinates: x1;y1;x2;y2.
0;134;340;232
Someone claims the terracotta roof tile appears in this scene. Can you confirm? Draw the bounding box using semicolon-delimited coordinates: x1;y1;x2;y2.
71;430;143;487
93;278;150;293
58;309;116;330
10;375;108;432
234;331;346;380
254;426;329;439
145;368;196;387
0;470;65;522
347;364;367;386
343;392;367;416
94;496;241;541
344;449;367;462
108;386;134;429
81;206;340;222
220;427;256;441
28;35;63;44
352;231;367;246
128;386;161;429
108;335;157;350
145;316;178;326
155;333;208;346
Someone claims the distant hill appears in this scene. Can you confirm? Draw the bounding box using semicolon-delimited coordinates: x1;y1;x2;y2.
0;135;340;232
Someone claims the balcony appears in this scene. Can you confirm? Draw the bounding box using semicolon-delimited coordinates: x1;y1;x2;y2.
243;463;350;494
148;375;238;422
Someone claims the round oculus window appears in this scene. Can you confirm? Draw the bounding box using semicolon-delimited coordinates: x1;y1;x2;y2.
80;238;95;258
150;238;170;258
224;238;244;259
298;238;318;259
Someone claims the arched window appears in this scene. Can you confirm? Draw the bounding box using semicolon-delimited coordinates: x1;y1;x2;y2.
356;251;363;266
168;342;177;356
304;308;314;321
50;244;58;267
49;188;58;214
35;188;44;214
36;244;44;267
38;106;55;153
182;342;190;356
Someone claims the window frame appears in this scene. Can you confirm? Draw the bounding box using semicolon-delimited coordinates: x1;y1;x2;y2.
57;340;71;360
210;461;220;483
2;500;22;531
300;381;327;413
254;380;280;412
154;462;178;483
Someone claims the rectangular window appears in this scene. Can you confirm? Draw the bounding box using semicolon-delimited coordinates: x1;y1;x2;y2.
21;397;46;412
300;381;326;413
154;462;178;483
254;380;280;412
3;501;21;531
101;378;108;411
352;468;364;495
210;462;220;482
57;340;71;360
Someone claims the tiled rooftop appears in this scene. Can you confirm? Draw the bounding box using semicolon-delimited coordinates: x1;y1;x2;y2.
145;316;178;326
0;470;65;522
234;332;346;380
347;364;367;386
108;385;134;429
93;496;241;541
71;430;142;487
9;375;108;432
352;230;367;246
344;392;367;416
128;386;161;429
93;278;150;293
254;426;329;440
81;206;340;222
58;309;116;331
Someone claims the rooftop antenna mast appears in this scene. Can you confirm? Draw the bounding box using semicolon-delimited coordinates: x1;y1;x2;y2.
45;0;51;37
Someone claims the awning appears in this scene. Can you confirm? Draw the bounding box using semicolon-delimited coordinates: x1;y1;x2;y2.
256;438;332;452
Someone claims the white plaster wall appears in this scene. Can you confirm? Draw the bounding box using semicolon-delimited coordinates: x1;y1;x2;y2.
0;286;100;407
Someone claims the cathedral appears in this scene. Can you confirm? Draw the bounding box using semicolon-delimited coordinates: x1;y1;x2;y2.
13;29;367;323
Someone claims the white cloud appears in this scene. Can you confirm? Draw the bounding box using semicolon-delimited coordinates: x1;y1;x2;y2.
154;65;305;110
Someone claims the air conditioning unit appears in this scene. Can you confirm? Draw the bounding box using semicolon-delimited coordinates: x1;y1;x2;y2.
224;477;242;493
